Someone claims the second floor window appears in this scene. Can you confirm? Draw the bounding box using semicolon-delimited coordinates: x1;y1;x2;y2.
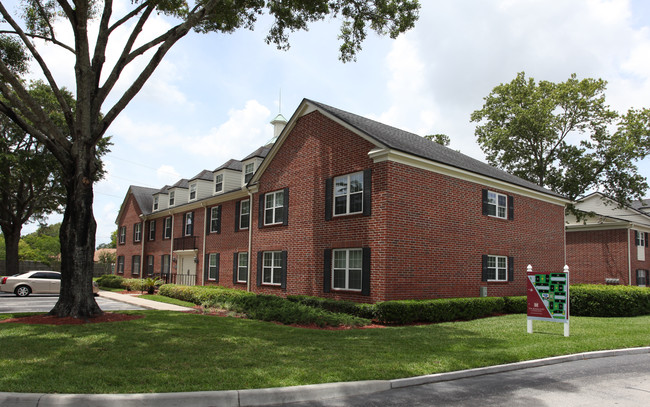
210;206;221;234
148;220;156;241
184;212;194;236
133;223;142;242
118;226;126;245
239;199;250;230
334;172;364;216
264;190;285;225
163;217;172;239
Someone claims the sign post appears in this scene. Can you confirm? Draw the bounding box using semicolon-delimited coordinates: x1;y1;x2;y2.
526;265;569;337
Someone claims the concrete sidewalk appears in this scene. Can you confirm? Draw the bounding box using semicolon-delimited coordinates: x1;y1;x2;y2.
98;290;195;312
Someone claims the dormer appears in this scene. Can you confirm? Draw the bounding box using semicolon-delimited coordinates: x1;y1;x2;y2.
152;186;170;212
213;159;242;195
168;179;189;207
188;170;214;202
240;146;271;186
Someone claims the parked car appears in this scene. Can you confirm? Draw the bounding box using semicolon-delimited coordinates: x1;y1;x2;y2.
0;271;100;297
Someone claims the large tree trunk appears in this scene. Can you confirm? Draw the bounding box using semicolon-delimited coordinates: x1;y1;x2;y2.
1;223;21;276
49;147;102;319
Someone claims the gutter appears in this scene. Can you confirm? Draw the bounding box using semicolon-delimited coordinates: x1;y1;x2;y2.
201;202;207;286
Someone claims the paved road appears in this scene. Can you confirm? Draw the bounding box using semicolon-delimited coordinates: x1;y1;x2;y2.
0;292;145;313
274;353;650;407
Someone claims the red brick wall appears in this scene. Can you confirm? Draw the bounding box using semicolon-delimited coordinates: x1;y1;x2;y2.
566;229;629;285
141;216;174;277
116;194;143;278
629;229;650;285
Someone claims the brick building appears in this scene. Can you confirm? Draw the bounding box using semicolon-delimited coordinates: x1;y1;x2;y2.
566;192;650;287
115;99;569;302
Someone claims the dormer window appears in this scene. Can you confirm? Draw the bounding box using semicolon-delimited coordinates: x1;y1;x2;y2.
153;196;159;211
244;163;254;184
189;183;197;200
169;191;175;206
215;174;223;193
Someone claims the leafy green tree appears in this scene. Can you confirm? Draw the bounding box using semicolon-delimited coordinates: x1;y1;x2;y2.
0;0;420;318
97;229;117;249
20;223;61;265
471;72;650;205
425;133;450;146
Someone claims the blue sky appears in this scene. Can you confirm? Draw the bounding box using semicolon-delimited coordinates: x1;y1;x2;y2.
11;0;650;244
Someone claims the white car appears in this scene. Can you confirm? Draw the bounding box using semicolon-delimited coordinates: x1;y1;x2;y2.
0;271;100;297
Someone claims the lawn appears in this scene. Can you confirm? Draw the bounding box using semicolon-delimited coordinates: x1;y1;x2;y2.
0;311;648;394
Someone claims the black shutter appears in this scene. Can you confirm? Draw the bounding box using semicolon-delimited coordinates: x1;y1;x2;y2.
283;187;289;226
482;190;489;216
182;213;187;236
205;207;211;234
189;212;194;236
508;257;514;282
508;196;514;220
363;169;372;217
234;201;240;232
323;249;332;293
481;255;489;281
204;254;209;282
258;194;265;228
280;251;287;289
216;206;222;234
256;251;263;287
361;247;371;296
214;253;220;283
325;177;333;221
233;253;238;285
133;223;136;242
646;233;649;248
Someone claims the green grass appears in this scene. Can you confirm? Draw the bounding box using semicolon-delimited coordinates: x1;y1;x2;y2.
0;312;648;394
98;286;124;292
138;294;196;308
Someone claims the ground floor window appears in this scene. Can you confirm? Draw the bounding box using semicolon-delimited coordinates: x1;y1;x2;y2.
332;248;363;291
147;255;154;276
237;252;248;283
482;255;514;282
637;269;648;287
132;255;141;276
161;254;170;275
262;251;282;285
117;256;124;274
207;253;219;281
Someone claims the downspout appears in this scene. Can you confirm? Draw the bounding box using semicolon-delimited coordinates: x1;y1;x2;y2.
169;211;174;275
140;217;145;280
246;187;254;293
201;203;207;286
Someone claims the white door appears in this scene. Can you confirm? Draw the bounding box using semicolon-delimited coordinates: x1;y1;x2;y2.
178;255;197;286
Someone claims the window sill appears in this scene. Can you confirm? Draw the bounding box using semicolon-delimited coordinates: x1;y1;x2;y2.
261;223;287;229
331;289;363;293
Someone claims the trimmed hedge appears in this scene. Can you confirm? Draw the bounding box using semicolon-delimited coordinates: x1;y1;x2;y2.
374;297;509;324
287;295;376;319
158;284;370;327
96;274;125;289
570;285;650;317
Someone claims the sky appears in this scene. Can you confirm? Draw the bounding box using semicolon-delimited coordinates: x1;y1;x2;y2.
8;0;650;245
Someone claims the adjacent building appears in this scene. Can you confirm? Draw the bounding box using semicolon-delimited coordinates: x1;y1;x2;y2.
115;99;569;302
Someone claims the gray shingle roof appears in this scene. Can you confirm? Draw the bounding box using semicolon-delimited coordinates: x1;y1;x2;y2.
171;179;189;189
214;159;243;172
307;99;565;199
631;199;650;211
242;146;271;161
130;186;158;216
190;170;213;182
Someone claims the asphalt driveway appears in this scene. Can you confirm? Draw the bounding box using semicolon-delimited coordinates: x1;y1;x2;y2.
0;292;145;313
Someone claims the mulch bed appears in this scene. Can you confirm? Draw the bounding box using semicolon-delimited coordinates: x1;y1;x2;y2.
0;313;144;325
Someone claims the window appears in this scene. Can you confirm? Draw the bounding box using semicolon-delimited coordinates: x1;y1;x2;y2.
153;196;159;211
209;206;221;234
148;220;156;241
334;172;364;216
238;199;250;230
189;183;197;200
207;253;219;281
215;174;223;193
118;226;126;245
161;255;170;275
244;163;254;183
184;212;194;236
117;256;125;274
262;251;283;286
163;217;172;239
635;231;648;247
147;255;154;276
132;255;141;276
169;191;175;206
482;255;514;282
482;189;513;220
133;223;142;242
236;252;248;283
264;190;285;225
332;249;363;291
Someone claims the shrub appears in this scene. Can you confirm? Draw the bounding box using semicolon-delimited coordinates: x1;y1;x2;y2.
122;278;147;292
158;285;370;327
570;285;650;317
503;296;527;314
96;274;125;289
287;295;377;319
374;297;506;324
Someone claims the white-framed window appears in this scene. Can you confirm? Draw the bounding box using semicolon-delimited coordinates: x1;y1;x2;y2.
189;183;197;200
262;251;282;285
184;212;193;236
147;255;154;276
161;254;170;274
169;191;175;206
635;231;647;247
244;163;254;184
486;255;508;281
148;220;156;241
210;206;220;233
239;199;250;230
118;226;126;245
153;196;159;211
487;191;507;219
264;190;285;225
237;252;248;283
332;249;363;291
334;172;364;216
215;174;223;193
207;253;218;281
132;255;141;276
117;256;125;274
163;217;172;239
133;223;142;242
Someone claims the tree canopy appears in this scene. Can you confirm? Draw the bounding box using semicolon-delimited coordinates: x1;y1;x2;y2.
0;0;420;318
471;72;650;205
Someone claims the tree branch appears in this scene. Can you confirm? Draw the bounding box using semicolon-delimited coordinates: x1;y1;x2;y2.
107;1;150;34
0;30;75;52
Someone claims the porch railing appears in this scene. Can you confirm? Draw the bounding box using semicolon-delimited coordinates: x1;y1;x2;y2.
173;236;197;251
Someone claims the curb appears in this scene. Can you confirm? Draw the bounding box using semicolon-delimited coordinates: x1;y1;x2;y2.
1;346;648;407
